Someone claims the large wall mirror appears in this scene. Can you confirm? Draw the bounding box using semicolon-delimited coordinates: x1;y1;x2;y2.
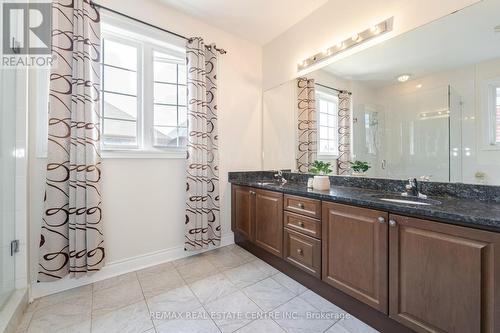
263;0;500;185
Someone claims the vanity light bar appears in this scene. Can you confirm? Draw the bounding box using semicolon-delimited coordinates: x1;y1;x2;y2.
298;17;394;71
420;109;450;119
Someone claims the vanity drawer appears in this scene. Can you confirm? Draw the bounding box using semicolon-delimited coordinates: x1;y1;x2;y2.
284;228;321;278
284;195;321;219
284;211;321;239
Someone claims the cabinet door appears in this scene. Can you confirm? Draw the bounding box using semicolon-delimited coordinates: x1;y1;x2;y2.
389;214;500;333
231;185;254;240
322;202;388;313
284;227;321;277
254;189;283;257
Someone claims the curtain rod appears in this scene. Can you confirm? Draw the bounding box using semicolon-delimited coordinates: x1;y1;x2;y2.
93;3;227;54
315;83;352;95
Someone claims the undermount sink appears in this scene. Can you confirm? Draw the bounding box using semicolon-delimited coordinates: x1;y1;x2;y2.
372;194;442;206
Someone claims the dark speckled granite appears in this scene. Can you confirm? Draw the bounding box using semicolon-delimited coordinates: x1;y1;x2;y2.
228;171;500;232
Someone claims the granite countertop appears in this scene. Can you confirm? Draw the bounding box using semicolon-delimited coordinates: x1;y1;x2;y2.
229;179;500;233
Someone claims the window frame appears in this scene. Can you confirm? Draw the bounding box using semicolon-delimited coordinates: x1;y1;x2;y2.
100;11;187;159
100;33;143;151
315;86;340;159
481;77;500;151
150;47;188;149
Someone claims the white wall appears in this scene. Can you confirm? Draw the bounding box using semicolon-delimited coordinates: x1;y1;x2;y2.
29;0;262;297
262;81;297;171
262;0;479;90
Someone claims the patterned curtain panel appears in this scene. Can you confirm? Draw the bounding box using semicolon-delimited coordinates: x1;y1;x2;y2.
39;0;104;281
185;38;221;251
337;92;352;175
296;78;317;173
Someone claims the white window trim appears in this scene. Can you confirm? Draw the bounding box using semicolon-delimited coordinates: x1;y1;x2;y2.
316;86;340;159
100;10;187;157
100;33;143;151
480;77;500;151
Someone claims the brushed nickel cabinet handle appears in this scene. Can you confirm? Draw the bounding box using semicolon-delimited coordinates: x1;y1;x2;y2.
389;220;397;227
298;221;305;228
378;217;386;224
297;248;303;255
297;203;305;209
249;191;256;196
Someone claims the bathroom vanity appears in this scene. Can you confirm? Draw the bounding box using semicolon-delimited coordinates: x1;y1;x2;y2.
230;172;500;333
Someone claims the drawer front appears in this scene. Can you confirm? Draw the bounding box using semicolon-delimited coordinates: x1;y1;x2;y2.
284;211;321;239
284;195;321;218
284;228;321;278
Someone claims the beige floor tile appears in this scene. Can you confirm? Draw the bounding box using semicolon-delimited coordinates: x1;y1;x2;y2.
229;246;256;262
93;272;138;292
155;307;219;333
147;285;201;326
242;278;295;312
35;285;92;311
223;261;269;289
189;273;238;305
137;266;185;298
325;316;379;333
92;278;144;315
15;311;33;332
27;296;91;333
251;258;280;276
272;273;308;295
172;253;209;268
205;291;261;333
205;250;247;271
300;290;347;318
273;297;337;333
92;300;153;333
175;257;219;284
236;319;285;333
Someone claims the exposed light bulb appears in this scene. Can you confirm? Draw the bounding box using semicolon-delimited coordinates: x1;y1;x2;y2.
397;74;411;82
370;26;380;34
351;33;360;42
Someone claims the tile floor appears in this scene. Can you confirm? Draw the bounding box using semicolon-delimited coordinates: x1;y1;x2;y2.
17;245;379;333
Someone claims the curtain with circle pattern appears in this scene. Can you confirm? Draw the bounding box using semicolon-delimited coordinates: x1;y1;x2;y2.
184;37;221;250
296;78;317;173
38;0;104;281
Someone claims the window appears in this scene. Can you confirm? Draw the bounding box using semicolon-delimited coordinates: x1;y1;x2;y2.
496;87;500;144
152;51;187;147
316;87;339;156
101;13;187;154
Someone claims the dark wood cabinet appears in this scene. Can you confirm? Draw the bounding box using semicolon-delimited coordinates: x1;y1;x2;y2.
389;214;500;333
231;185;254;240
232;184;500;333
254;189;283;257
232;185;283;257
284;211;321;239
284;194;321;219
322;202;389;314
284;227;321;278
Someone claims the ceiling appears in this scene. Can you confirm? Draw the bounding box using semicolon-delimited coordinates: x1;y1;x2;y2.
324;0;500;87
155;0;328;45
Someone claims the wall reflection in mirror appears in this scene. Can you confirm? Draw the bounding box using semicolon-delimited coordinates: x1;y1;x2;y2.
262;0;500;185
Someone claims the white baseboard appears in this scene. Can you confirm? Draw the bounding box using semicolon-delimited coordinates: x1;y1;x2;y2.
31;232;234;300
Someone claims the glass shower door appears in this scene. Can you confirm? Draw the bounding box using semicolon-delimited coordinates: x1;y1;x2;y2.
0;68;17;310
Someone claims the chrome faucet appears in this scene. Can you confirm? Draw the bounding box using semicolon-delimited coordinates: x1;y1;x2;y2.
402;178;427;198
274;170;287;186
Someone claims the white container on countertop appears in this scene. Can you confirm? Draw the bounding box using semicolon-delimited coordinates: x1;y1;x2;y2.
312;175;330;191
